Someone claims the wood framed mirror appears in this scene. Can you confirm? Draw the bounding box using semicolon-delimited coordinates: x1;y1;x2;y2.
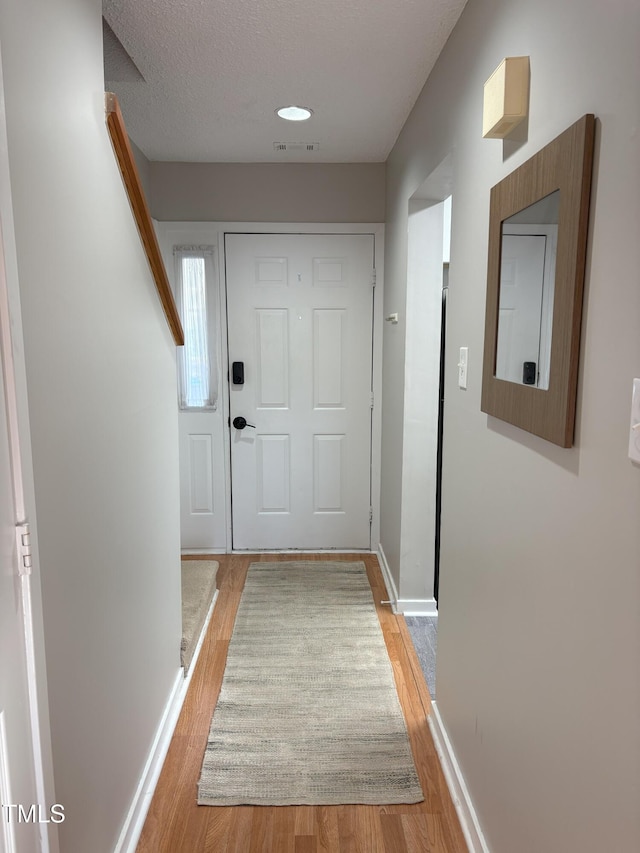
481;114;595;447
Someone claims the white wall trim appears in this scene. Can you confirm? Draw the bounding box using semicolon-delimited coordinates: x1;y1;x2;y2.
181;548;227;555
397;598;438;615
114;670;185;853
115;586;220;853
0;711;18;853
370;226;384;552
231;549;374;555
428;702;491;853
377;550;437;614
376;543;399;612
0;43;59;853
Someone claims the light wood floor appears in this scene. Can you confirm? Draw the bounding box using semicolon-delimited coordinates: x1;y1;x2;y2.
137;554;467;852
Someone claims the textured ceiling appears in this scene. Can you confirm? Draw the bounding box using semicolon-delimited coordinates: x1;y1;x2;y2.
103;0;467;163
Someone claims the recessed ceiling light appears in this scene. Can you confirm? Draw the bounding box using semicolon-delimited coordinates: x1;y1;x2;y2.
276;105;313;121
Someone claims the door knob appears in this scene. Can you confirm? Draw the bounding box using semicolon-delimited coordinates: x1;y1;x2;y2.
232;416;255;430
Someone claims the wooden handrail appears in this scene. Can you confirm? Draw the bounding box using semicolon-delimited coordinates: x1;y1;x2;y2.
105;92;184;346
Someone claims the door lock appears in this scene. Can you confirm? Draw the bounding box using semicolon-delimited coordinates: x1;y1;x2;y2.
232;361;245;385
232;416;255;430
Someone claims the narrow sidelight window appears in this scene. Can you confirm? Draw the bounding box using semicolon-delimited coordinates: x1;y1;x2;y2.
174;246;217;410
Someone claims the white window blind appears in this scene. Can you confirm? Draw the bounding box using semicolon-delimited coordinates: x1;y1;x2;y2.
174;246;217;410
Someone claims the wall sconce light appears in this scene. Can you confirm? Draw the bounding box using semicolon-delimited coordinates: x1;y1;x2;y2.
482;56;530;139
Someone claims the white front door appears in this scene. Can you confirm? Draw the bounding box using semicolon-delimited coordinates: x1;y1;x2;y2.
496;234;547;385
496;224;557;390
226;233;375;550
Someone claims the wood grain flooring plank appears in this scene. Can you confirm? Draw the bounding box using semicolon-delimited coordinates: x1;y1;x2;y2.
202;807;233;852
315;806;340;852
273;806;297;853
248;807;275;853
180;639;230;736
294;835;317;853
400;814;431;851
294;805;315;836
354;806;386;853
380;813;407;853
400;813;458;853
337;806;357;853
223;805;254;853
396;616;432;717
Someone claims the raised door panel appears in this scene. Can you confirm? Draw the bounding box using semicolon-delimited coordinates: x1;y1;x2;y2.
254;257;288;286
257;435;290;513
313;309;346;409
178;411;227;549
187;434;214;514
312;257;348;287
313;434;345;513
255;309;289;409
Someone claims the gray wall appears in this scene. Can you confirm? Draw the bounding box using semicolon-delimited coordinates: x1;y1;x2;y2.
149;162;386;222
381;0;640;851
0;0;182;850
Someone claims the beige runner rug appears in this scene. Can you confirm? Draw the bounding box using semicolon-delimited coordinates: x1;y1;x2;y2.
197;560;423;806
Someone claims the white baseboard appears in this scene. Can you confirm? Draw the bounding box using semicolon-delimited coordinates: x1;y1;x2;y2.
376;546;437;615
114;669;185;853
376;543;399;611
115;588;219;853
428;702;490;853
181;548;226;555
230;549;374;555
398;598;438;615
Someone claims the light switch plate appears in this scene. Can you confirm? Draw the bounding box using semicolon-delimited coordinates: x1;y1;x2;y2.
628;378;640;463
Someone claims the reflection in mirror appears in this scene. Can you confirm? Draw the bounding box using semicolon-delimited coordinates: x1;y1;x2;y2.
495;190;559;389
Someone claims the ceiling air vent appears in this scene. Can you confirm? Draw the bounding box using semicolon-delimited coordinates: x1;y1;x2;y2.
273;142;320;152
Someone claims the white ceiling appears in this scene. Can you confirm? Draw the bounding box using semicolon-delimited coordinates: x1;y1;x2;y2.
103;0;468;164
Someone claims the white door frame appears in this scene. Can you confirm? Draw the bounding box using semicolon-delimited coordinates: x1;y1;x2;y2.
219;222;384;553
0;37;58;852
155;221;383;555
